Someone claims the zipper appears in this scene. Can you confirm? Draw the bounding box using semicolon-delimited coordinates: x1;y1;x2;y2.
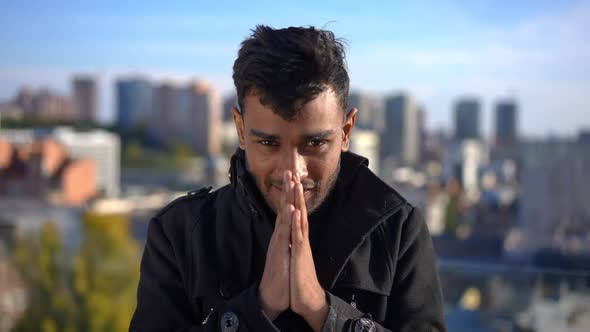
202;307;213;325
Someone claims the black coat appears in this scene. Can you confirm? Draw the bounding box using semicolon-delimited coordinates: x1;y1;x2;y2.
129;150;446;332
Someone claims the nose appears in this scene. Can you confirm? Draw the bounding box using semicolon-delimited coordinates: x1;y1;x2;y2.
280;147;308;179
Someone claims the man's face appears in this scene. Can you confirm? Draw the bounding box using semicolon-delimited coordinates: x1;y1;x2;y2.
233;88;357;214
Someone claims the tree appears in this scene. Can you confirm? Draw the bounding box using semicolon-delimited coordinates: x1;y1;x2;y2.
72;212;140;332
12;212;141;332
12;222;77;332
124;140;143;166
170;141;194;169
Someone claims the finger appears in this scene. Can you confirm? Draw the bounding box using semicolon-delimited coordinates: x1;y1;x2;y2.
293;172;301;210
279;170;290;217
291;209;303;251
292;172;299;205
287;172;295;206
295;181;309;238
273;203;293;256
294;173;307;215
281;203;295;240
281;171;295;228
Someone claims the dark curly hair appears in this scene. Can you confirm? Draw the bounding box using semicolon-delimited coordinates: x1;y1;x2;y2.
232;25;350;121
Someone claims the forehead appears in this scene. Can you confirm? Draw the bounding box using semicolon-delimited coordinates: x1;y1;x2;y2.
242;89;342;132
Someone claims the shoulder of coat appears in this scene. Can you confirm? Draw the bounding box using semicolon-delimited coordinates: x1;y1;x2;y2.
154;185;214;218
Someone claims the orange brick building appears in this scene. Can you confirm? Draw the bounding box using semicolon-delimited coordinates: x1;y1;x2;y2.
0;137;97;206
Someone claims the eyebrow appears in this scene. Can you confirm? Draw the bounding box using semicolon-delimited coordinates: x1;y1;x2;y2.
249;128;335;141
302;129;335;140
250;129;279;140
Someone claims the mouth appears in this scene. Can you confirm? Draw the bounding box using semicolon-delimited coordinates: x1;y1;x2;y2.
302;186;314;193
271;184;283;193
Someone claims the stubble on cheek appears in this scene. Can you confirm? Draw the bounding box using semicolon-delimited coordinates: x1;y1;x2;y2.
244;153;281;212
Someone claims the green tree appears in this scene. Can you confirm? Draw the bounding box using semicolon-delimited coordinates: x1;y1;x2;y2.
124;140;143;166
170;141;194;169
444;194;461;235
12;213;141;332
73;212;140;332
12;222;78;332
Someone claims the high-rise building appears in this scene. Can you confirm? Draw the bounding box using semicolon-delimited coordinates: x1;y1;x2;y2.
189;81;222;156
513;139;590;255
11;88;74;122
152;82;179;143
15;87;34;116
347;91;384;131
222;94;237;122
116;78;153;130
348;92;371;130
72;76;97;123
32;89;75;121
495;99;518;147
454;98;481;141
380;93;420;167
417;106;427;163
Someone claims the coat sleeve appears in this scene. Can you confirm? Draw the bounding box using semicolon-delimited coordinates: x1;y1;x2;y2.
320;207;447;332
129;217;280;332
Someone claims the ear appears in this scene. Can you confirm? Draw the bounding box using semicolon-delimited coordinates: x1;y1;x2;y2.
341;107;357;152
232;107;245;150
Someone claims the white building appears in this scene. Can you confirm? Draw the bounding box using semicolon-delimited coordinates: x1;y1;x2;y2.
53;127;120;197
0;128;36;145
350;129;380;175
446;139;489;203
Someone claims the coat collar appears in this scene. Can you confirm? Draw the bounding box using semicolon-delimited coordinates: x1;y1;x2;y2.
226;148;407;290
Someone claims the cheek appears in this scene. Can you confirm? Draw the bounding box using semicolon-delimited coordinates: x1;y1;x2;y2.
245;142;277;167
307;150;340;181
246;148;278;184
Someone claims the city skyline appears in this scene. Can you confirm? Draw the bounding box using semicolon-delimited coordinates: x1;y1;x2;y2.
1;0;589;136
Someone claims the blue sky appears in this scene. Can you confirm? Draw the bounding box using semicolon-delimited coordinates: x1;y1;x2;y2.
1;0;589;137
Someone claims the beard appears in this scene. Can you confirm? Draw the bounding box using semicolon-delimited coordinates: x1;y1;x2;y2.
301;160;340;215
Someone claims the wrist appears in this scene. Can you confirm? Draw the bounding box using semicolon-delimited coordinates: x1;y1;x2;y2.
262;306;281;321
301;292;329;332
258;288;281;321
306;301;329;332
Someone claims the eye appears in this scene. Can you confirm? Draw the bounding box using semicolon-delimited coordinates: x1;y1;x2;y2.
258;140;278;147
304;139;327;148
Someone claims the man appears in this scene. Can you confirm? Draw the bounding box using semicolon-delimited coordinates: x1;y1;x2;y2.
130;25;446;332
